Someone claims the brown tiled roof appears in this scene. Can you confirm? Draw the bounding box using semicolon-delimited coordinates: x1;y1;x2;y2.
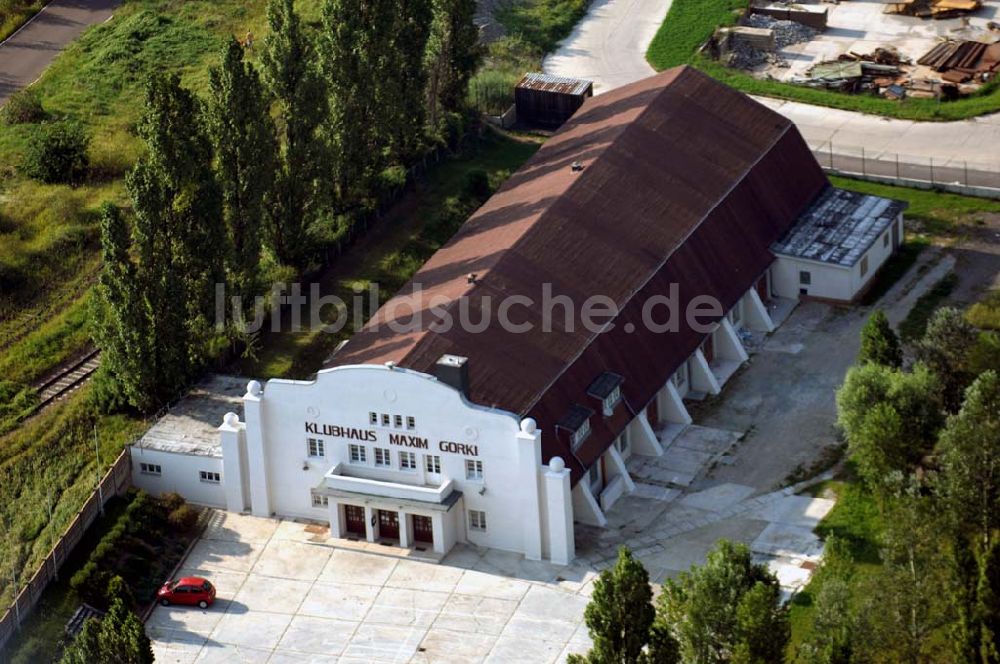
330;65;828;482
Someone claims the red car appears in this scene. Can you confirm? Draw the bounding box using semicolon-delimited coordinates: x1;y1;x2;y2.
157;577;216;608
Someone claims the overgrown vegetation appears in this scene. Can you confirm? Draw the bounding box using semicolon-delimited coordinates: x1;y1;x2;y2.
4;490;196;663
898;272;959;341
0;0;46;43
968;290;1000;331
645;0;1000;121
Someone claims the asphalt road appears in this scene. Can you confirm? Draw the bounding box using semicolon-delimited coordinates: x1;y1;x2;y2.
0;0;119;106
543;0;1000;181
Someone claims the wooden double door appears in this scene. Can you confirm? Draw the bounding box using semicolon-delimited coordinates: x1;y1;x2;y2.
378;510;400;540
413;515;433;544
345;505;366;537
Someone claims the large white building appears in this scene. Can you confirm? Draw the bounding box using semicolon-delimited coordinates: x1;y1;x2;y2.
131;66;904;565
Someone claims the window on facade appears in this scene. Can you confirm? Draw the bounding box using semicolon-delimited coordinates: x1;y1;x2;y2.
307;438;325;458
729;302;742;325
381;414;390;426
200;471;221;484
140;463;161;476
425;455;441;474
588;464;603;494
399;451;417;470
673;363;688;389
799;270;812;285
374;447;391;467
393;415;402;428
349;444;367;464
571;419;592;449
860;255;869;277
311;494;329;508
369;412;378;425
602;385;622;416
883;233;889;248
616;432;629;455
469;510;487;531
465;459;484;480
406;416;416;430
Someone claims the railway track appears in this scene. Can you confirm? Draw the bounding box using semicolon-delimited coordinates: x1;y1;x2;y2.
32;348;101;410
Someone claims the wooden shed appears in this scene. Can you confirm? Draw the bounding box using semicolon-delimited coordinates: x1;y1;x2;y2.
514;73;594;129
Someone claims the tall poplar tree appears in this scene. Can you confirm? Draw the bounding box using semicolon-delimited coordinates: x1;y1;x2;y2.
261;0;327;268
320;0;395;203
208;38;277;301
386;0;432;161
424;0;480;133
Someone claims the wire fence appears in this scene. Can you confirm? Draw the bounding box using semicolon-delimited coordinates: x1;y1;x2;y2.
810;141;1000;198
0;448;133;654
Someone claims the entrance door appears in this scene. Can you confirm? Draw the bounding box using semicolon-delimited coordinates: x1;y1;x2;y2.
378;510;400;541
345;505;366;536
702;334;715;364
646;398;660;428
412;515;433;544
892;222;900;249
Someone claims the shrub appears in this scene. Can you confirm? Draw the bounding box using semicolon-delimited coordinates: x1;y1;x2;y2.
1;88;45;125
967;290;1000;331
20;122;90;184
159;491;186;513
167;504;199;532
464;168;491;201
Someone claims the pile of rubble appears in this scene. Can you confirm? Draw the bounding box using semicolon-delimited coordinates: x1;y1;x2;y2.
722;15;818;70
918;39;1000;82
801;47;912;94
884;0;982;20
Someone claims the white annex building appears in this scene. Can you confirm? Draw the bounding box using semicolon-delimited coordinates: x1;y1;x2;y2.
131;67;905;565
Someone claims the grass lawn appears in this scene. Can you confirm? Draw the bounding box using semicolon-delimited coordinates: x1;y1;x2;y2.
228;128;541;379
0;0;46;43
788;478;883;658
644;0;1000;121
899;272;959;341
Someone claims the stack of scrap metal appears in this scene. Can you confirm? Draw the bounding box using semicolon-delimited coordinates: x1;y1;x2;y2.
883;0;981;18
918;39;1000;82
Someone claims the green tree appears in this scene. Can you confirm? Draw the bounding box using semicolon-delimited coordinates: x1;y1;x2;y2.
320;0;394;203
207;37;277;302
916;307;978;411
658;540;788;664
836;362;943;489
385;0;433;161
20;121;89;183
60;597;153;664
260;0;328;268
937;371;1000;548
796;537;855;664
425;0;480;134
93;74;224;410
858;309;902;368
570;546;663;664
856;480;952;663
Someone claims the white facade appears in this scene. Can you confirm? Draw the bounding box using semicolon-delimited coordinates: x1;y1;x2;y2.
131;448;226;508
215;364;575;564
771;213;904;302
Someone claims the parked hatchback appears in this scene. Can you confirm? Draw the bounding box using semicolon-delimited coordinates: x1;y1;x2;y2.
157;577;216;608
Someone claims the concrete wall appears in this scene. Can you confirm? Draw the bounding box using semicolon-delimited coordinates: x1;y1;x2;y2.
130;448;226;508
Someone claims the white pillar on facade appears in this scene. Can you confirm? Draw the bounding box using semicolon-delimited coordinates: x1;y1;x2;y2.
544;457;575;565
242;381;272;517
432;513;447;554
631;413;664;457
745;288;775;333
690;349;721;395
572;482;608;527
365;505;377;542
605;446;635;494
717;319;750;363
661;382;693;425
399;511;411;548
328;502;345;538
516;418;544;562
219;413;248;513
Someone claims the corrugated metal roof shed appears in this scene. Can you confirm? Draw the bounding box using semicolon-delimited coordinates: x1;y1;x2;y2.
516;72;593;96
330;65;829;483
772;187;907;266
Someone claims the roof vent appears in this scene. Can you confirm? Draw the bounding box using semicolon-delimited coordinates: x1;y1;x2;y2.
571;161;584;172
434;355;470;397
467;273;478;284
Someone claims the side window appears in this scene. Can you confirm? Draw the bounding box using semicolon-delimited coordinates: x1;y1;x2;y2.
799;270;811;285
